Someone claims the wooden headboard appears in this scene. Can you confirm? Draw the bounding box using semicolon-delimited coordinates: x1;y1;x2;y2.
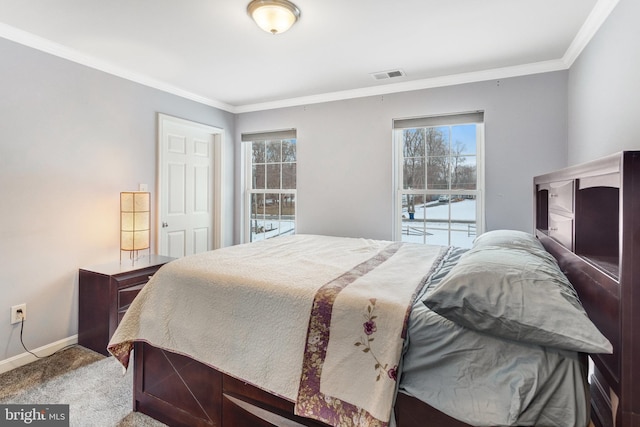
534;151;640;427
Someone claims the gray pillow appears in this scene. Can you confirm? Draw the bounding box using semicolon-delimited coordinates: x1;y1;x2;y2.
473;229;544;251
423;246;613;353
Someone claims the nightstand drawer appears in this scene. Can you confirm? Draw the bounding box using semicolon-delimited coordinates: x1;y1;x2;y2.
115;273;153;289
118;282;146;312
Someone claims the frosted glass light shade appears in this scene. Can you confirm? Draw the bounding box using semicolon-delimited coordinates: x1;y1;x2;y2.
247;0;300;35
120;192;150;252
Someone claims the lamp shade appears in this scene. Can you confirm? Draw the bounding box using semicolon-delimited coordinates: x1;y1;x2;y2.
247;0;300;35
120;191;150;252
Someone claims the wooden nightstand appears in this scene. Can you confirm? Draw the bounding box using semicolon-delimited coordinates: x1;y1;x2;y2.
78;255;174;355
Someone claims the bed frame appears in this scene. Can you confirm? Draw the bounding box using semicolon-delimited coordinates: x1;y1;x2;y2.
130;151;640;427
132;341;470;427
534;151;640;427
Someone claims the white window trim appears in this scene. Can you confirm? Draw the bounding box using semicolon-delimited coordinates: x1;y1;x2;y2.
241;135;297;243
392;121;485;245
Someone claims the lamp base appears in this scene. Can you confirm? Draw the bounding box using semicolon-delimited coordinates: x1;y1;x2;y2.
120;248;151;266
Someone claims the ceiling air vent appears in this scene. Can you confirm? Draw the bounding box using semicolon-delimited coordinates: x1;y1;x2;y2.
370;69;406;80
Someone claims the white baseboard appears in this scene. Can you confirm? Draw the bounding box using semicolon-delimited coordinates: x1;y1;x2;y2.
0;334;78;374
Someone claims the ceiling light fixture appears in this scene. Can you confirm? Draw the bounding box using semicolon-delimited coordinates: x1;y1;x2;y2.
247;0;300;35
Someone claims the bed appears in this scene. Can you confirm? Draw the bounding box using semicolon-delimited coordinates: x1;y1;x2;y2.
107;150;639;427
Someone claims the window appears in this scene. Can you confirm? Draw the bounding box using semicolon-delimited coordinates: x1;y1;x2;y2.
393;112;484;248
242;130;297;242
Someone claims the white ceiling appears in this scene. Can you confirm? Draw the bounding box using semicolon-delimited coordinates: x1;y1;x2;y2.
0;0;619;113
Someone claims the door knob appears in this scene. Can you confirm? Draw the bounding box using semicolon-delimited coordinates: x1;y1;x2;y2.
162;222;168;228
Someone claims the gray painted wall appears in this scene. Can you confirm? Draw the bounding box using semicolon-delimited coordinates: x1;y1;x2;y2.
236;72;568;243
0;38;235;361
568;0;640;164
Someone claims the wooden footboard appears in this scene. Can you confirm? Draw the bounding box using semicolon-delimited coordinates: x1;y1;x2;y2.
133;341;474;427
134;341;222;426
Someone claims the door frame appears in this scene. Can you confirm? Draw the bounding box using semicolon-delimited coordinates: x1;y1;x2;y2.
157;113;224;254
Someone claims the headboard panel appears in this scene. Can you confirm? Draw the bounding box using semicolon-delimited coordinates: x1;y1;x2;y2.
534;151;640;427
539;234;620;422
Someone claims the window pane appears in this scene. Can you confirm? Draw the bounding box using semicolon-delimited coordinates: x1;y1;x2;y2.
426;156;449;190
266;140;281;162
401;193;426;244
252;219;267;242
252;164;265;189
282;140;296;162
280;194;295;236
400;219;427;244
281;194;295;216
282;163;296;189
265;193;280;216
266;164;281;189
252;141;265;163
451;125;477;156
451;155;477;190
251;193;265;216
403;129;425;157
404;194;425;220
252;194;279;241
450;195;477;247
425;127;449;157
250;193;265;242
403;158;425;189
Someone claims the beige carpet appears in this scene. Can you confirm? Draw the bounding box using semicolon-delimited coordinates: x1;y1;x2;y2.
0;346;166;427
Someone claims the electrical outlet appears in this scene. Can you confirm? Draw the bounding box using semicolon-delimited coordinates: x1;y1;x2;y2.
10;304;26;324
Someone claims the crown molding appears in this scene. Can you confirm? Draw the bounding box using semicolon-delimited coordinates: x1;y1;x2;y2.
235;59;569;113
0;22;235;113
0;0;620;115
563;0;620;67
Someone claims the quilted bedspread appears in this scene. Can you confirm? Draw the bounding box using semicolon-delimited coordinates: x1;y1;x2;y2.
108;234;445;426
